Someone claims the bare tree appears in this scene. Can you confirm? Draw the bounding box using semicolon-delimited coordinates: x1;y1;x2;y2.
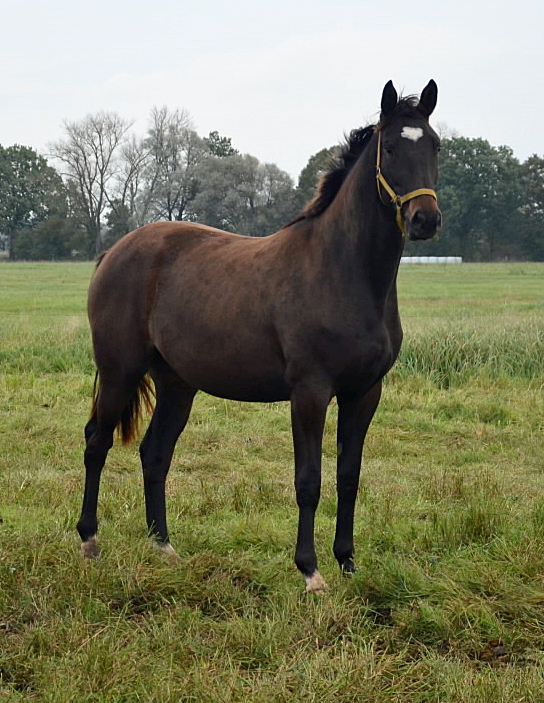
115;134;150;228
50;112;133;256
140;107;207;222
435;121;460;140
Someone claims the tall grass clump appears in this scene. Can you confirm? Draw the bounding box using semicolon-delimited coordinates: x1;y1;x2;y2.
397;317;544;387
1;315;94;374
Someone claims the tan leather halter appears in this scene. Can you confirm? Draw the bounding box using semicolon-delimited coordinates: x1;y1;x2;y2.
375;130;438;237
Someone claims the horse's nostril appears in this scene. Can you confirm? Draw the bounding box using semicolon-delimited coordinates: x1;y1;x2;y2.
412;210;426;226
412;209;441;230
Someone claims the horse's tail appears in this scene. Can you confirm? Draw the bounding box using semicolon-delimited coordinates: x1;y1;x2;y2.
89;371;155;445
118;375;155;444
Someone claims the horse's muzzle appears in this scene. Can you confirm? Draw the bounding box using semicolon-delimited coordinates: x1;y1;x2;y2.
405;197;442;240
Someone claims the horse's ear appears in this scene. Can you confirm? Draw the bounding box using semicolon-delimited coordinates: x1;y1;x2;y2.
418;80;438;118
380;80;398;119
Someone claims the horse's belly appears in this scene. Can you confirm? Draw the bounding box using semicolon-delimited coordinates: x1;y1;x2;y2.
202;376;290;403
155;333;290;402
195;356;290;402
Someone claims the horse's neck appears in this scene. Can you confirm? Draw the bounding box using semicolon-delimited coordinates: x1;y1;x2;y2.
315;157;405;305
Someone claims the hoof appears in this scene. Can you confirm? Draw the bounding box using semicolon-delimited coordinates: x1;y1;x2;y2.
304;571;329;594
81;536;100;559
152;541;182;562
341;559;358;575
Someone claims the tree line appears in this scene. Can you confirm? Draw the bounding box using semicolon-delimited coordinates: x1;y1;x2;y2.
1;109;543;261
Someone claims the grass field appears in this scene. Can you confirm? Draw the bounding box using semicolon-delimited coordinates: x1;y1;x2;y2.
1;261;544;702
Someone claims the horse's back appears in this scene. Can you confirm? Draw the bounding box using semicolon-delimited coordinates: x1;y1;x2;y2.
88;221;293;401
89;220;272;314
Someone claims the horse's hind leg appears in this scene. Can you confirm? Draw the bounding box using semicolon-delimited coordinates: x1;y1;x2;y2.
77;377;141;558
139;364;196;556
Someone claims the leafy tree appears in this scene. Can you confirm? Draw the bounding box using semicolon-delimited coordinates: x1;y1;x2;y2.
204;131;238;158
11;215;85;260
190;154;296;235
189;154;257;231
103;200;133;248
405;137;523;261
0;145;67;258
519;155;544;260
296;146;339;209
250;162;298;233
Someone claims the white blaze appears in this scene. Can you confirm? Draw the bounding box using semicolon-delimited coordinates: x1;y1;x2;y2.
401;126;424;142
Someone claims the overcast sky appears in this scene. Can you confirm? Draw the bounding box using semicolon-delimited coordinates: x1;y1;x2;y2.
2;0;543;180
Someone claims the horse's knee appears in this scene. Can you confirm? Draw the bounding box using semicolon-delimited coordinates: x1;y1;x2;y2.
294;475;320;510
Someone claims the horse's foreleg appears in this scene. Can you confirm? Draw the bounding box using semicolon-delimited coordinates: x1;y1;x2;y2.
140;377;196;556
333;381;382;573
291;381;330;593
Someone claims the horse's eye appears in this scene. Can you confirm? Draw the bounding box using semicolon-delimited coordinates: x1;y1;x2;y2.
384;145;394;155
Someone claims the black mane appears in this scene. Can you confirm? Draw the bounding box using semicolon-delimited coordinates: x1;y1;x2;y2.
287;126;374;225
287;96;421;226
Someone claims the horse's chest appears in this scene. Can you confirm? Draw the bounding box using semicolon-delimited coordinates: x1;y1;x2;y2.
330;324;400;386
354;330;394;373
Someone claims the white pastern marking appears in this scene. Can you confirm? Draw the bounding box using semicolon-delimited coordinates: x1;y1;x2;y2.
153;540;182;562
81;536;100;559
305;571;329;594
401;126;424;142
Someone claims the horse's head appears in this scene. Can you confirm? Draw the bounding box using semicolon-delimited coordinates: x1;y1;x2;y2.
376;80;441;240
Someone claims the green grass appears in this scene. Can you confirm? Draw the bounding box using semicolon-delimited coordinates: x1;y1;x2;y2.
1;261;544;701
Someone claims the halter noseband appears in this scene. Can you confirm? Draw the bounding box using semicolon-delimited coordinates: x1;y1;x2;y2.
375;130;437;238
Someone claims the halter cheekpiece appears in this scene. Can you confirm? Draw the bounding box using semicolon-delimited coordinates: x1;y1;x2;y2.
375;130;437;237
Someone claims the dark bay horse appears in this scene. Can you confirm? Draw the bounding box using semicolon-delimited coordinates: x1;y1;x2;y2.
78;80;441;592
